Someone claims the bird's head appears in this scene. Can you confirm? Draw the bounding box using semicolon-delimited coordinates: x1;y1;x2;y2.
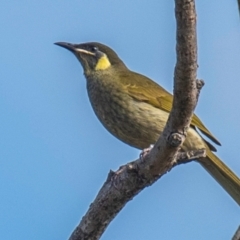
55;42;126;74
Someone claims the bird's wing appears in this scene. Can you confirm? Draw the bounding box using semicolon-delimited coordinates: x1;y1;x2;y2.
119;70;221;146
120;71;173;111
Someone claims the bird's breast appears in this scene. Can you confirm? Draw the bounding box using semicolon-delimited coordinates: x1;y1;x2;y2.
86;73;206;151
86;75;168;149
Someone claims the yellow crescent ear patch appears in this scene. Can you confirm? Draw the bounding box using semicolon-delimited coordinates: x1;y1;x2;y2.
95;54;111;70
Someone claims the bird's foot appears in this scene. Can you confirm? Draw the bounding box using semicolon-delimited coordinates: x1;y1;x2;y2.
175;149;206;165
140;144;154;161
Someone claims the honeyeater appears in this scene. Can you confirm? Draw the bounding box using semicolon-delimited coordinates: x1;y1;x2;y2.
55;41;240;205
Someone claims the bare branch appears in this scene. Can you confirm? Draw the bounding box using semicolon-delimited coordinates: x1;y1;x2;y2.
69;151;205;240
233;226;240;240
238;0;240;16
69;0;201;239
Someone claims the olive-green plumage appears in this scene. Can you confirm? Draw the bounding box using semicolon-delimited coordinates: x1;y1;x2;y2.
55;41;240;205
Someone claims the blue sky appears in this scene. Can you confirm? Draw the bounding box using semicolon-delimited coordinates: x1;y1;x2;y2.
0;1;239;239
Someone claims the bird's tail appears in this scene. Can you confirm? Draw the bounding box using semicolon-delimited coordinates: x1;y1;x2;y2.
199;150;240;206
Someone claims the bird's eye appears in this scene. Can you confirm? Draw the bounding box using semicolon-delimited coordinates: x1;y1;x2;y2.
91;46;98;52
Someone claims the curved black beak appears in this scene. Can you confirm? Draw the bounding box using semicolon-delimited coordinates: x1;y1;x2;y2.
54;42;95;56
54;42;76;52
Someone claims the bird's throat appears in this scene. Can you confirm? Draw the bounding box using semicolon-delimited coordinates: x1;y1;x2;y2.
95;55;111;70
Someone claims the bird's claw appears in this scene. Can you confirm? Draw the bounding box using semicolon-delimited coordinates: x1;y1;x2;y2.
140;144;154;161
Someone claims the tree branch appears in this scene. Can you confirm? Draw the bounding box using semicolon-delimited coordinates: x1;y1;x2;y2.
69;0;201;239
233;226;240;240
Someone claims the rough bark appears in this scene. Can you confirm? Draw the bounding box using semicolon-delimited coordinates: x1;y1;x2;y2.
233;226;240;240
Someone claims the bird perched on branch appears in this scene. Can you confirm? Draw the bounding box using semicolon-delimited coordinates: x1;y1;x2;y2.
55;41;240;205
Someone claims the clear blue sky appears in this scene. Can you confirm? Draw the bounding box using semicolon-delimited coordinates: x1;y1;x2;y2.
0;1;239;239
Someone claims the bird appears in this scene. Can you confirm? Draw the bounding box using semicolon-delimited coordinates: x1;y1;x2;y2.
55;41;240;205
